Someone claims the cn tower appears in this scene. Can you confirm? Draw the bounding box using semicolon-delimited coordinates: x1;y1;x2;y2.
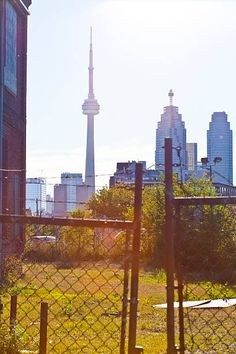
82;28;100;199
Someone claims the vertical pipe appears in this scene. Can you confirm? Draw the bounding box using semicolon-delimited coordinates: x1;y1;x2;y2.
175;204;185;353
10;294;17;330
128;162;143;353
120;230;130;354
39;302;48;354
165;138;176;353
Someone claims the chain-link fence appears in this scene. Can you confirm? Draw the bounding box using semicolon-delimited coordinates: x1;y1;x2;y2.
0;215;135;354
175;197;236;353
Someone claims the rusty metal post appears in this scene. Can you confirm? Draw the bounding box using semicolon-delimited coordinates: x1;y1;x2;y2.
165;138;176;354
175;203;185;353
10;294;17;330
128;162;143;354
39;302;48;354
120;230;131;354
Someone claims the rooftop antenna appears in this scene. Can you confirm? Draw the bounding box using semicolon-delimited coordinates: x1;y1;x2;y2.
168;89;174;106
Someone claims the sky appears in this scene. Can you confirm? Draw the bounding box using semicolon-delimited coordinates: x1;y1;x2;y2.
26;0;236;194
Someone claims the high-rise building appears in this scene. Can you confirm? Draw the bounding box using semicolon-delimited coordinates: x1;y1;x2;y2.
61;173;83;212
46;194;54;216
54;173;87;217
186;143;198;171
207;112;233;184
0;0;31;252
155;90;187;177
82;28;99;201
26;178;46;216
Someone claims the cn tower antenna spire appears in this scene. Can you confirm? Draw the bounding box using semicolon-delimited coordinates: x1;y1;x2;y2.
89;26;94;99
82;28;100;200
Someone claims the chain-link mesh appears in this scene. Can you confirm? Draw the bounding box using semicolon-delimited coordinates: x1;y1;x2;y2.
176;200;236;353
0;217;133;353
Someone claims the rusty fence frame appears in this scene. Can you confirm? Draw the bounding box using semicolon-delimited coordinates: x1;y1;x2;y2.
0;162;143;354
164;137;236;353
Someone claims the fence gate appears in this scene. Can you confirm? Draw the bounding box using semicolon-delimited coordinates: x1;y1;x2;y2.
0;164;143;354
165;138;236;354
174;196;236;354
164;137;236;353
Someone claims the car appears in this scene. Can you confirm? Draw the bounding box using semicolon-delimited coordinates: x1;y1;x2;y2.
30;235;58;252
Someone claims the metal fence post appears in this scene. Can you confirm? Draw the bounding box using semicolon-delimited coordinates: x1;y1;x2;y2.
175;203;185;353
165;138;176;353
39;302;48;354
10;294;17;331
128;162;143;354
120;230;131;354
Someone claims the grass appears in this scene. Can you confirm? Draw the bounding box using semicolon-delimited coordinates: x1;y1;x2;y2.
0;262;236;353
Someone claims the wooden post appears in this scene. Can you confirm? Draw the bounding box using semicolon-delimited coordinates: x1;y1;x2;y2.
39;302;48;354
10;294;17;330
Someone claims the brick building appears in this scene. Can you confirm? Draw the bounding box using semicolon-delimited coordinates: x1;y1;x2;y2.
0;0;31;253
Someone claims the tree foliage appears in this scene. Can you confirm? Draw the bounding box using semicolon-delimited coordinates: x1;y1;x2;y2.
87;185;134;219
75;177;236;274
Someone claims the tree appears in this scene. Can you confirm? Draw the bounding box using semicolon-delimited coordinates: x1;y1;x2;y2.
87;184;134;219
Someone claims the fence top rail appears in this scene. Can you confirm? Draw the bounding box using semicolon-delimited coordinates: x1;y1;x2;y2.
0;214;134;229
174;196;236;206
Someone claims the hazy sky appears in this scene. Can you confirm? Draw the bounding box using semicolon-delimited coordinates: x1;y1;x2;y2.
27;0;236;193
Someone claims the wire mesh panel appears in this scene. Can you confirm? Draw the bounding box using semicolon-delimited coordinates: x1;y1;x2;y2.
176;201;236;353
0;218;132;353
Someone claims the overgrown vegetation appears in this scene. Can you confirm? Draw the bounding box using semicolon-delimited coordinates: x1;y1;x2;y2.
83;177;236;275
24;177;236;275
0;265;235;353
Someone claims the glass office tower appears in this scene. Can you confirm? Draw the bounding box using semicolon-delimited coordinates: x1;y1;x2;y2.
207;112;233;184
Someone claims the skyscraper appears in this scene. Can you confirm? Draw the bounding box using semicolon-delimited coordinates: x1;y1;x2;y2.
26;178;46;216
207;112;233;185
186;143;198;171
82;28;100;200
155;90;187;176
54;173;87;217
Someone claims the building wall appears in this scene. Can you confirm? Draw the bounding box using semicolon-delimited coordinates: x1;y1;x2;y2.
54;184;67;217
54;173;89;217
46;194;54;215
207;112;233;185
0;0;31;253
186;143;198;171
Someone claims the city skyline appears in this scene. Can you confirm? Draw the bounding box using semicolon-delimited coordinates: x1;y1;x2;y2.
26;1;236;192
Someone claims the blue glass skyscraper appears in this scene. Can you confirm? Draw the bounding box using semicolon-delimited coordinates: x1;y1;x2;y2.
155;90;187;176
207;112;233;184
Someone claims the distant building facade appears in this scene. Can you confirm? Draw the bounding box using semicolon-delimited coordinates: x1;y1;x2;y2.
26;178;46;215
186;143;197;171
155;90;187;177
46;194;54;216
207;112;233;184
0;0;31;252
54;173;87;217
109;161;162;187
